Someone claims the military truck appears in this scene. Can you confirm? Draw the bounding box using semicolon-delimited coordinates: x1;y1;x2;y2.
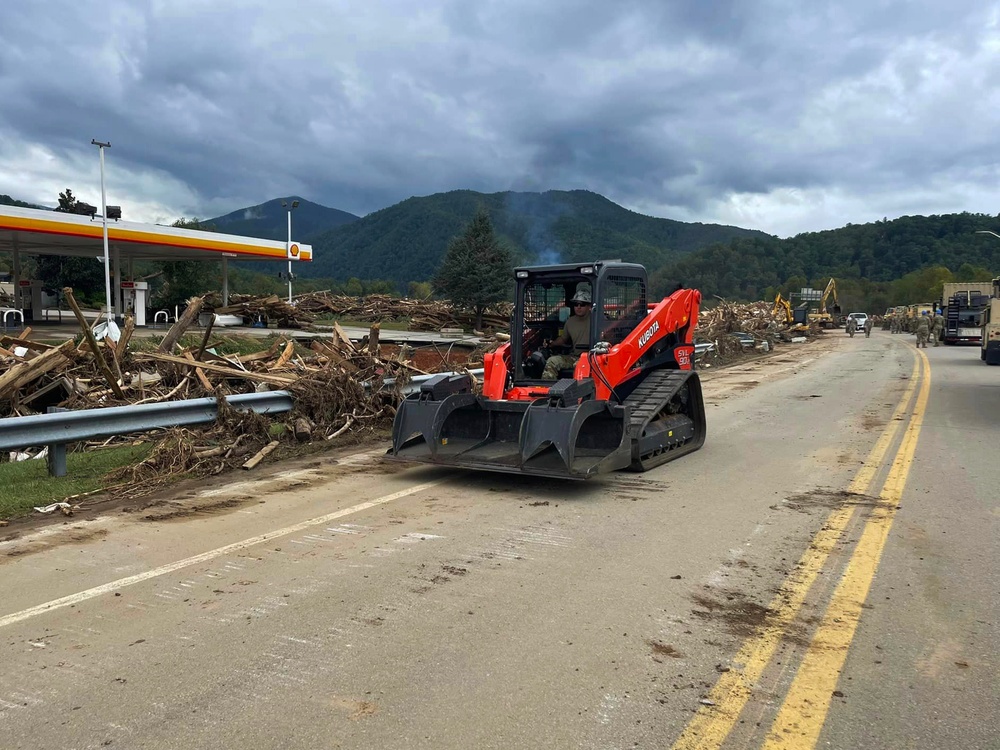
941;282;993;345
981;278;1000;365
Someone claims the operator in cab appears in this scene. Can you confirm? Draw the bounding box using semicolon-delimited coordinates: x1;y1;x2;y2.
542;285;592;379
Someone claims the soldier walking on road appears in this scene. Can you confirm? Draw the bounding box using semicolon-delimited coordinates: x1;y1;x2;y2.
864;316;873;338
931;312;944;346
915;311;931;348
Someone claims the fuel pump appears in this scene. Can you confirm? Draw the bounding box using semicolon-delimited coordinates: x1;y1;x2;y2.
120;281;148;326
18;280;48;322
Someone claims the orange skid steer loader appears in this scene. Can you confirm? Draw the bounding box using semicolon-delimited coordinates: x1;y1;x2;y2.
389;260;706;479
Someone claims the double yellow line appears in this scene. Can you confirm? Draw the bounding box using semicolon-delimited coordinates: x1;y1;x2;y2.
671;348;931;750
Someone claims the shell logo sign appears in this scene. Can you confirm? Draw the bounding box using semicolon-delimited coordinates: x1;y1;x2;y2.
287;242;300;259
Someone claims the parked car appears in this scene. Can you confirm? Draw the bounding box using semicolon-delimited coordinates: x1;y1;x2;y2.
846;312;869;331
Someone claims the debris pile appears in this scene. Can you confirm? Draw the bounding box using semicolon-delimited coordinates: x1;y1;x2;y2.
206;293;315;328
195;291;514;333
0;290;451;496
291;292;512;332
695;299;817;364
699;300;786;335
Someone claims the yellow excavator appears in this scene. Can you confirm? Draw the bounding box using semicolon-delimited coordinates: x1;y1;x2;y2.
807;278;842;328
772;292;794;324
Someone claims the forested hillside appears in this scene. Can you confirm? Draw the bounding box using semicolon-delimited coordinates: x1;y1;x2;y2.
208;197;359;242
0;194;47;210
650;213;1000;310
304;190;769;285
7;185;997;313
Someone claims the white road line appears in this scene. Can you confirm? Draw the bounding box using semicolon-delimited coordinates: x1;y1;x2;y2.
0;479;446;630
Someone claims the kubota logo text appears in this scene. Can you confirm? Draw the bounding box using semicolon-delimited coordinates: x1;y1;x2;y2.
638;321;659;348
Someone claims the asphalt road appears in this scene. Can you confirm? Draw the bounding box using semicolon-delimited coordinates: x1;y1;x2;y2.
0;331;995;749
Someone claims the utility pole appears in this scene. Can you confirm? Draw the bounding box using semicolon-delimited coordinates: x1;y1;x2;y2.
283;199;299;304
92;139;112;320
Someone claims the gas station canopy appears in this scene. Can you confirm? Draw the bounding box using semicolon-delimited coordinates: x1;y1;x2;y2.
0;204;313;326
0;204;313;262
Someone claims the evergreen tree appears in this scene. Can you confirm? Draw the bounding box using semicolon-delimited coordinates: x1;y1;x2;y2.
54;189;77;212
434;210;513;330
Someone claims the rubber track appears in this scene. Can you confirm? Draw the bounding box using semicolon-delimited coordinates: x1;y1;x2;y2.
624;369;702;471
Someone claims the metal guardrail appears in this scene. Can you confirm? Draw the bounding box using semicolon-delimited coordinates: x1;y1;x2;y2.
0;391;293;478
694;342;714;359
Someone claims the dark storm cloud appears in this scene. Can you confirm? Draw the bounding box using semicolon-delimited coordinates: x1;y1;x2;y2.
0;0;997;236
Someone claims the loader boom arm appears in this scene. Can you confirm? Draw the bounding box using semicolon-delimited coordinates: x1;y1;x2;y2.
820;278;838;314
579;287;700;401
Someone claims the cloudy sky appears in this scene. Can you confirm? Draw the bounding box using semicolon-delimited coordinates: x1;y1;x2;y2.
1;0;998;237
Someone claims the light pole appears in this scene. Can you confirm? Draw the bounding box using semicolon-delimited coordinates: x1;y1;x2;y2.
92;139;113;321
282;199;299;304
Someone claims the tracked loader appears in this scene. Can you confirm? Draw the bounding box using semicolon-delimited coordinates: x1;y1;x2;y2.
390;261;706;479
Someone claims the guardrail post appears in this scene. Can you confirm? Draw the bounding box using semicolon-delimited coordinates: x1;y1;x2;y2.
46;406;68;478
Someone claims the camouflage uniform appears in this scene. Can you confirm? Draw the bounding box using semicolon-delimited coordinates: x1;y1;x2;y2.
542;286;592;379
931;314;944;346
863;317;873;338
915;314;930;348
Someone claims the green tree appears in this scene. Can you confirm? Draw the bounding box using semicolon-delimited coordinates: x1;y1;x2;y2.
433;209;513;329
33;188;105;304
55;188;78;212
151;218;218;308
954;263;996;281
344;277;364;297
407;281;433;299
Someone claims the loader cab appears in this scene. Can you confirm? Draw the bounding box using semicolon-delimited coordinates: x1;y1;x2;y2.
510;260;649;384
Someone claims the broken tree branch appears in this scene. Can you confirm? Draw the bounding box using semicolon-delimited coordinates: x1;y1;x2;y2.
62;287;125;399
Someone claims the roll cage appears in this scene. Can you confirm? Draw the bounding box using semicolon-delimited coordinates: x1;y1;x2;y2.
509;260;652;383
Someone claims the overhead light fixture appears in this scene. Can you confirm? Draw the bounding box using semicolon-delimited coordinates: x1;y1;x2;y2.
106;205;122;220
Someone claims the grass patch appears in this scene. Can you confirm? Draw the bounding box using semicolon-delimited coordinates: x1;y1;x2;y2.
0;443;153;520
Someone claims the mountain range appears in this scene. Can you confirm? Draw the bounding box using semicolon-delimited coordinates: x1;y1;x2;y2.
207;197;359;242
6;190;998;308
205;189;770;287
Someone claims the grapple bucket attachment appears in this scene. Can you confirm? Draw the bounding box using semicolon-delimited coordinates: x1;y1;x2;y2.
390;375;631;479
